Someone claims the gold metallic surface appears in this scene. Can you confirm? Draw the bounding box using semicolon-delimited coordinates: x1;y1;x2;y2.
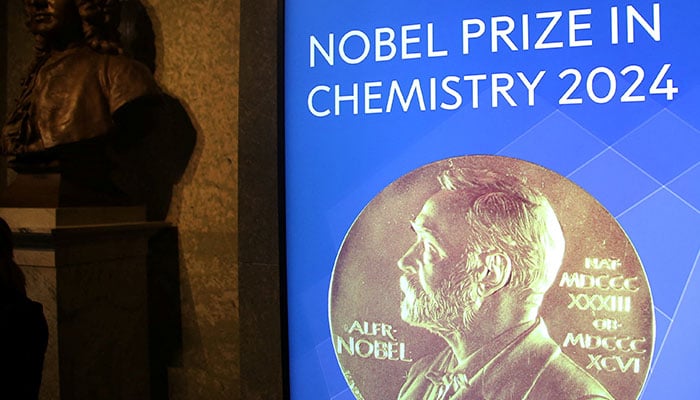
329;155;653;400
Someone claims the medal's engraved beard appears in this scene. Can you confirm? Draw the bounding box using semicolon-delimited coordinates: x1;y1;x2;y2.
400;268;481;334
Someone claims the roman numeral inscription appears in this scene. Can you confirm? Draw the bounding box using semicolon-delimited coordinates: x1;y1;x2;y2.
558;257;649;375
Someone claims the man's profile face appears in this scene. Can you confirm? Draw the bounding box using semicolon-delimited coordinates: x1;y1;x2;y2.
398;190;481;332
25;0;80;36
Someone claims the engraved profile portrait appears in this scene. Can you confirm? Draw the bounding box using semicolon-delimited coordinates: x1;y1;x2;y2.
329;155;653;400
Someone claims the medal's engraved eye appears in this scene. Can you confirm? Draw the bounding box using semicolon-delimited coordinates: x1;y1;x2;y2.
408;220;448;269
422;239;445;265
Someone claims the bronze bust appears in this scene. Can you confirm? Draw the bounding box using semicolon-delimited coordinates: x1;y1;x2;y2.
0;0;193;214
1;0;158;154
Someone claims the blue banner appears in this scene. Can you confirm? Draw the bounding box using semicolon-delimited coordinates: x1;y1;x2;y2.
285;1;700;398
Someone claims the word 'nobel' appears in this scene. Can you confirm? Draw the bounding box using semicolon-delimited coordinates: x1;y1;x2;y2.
310;4;660;67
335;320;412;362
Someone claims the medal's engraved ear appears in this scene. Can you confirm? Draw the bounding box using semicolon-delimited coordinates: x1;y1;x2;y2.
477;252;512;297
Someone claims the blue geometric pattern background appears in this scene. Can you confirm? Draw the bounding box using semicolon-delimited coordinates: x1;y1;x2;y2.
501;109;700;400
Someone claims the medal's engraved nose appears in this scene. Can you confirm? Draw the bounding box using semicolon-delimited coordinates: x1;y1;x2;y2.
397;242;420;274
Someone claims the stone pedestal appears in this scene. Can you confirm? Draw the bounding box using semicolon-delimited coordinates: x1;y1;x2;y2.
1;207;168;400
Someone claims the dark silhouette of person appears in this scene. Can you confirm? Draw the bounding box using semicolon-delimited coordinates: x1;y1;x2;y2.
0;218;49;399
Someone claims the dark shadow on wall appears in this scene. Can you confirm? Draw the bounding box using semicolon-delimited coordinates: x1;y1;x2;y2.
120;2;197;399
124;2;212;398
118;0;197;222
146;226;183;400
1;2;7;122
1;3;7;191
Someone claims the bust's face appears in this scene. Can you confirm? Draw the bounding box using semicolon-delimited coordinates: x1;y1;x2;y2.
25;0;81;36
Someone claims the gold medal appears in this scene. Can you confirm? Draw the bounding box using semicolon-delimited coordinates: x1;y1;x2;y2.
329;155;653;400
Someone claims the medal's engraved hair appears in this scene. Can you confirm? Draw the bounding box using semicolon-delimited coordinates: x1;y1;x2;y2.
437;167;565;297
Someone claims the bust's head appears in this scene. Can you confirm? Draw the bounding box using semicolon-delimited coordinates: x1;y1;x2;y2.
24;0;122;54
25;0;79;36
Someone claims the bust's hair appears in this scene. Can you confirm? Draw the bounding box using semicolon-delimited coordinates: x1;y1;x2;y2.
76;0;123;54
26;0;123;56
13;0;124;137
437;166;565;295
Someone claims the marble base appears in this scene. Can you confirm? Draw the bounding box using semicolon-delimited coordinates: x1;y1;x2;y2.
5;207;168;400
0;206;145;233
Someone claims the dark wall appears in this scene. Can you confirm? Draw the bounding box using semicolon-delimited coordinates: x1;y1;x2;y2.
1;0;285;397
0;2;6;121
4;0;34;114
0;2;6;190
3;0;244;398
238;0;284;398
